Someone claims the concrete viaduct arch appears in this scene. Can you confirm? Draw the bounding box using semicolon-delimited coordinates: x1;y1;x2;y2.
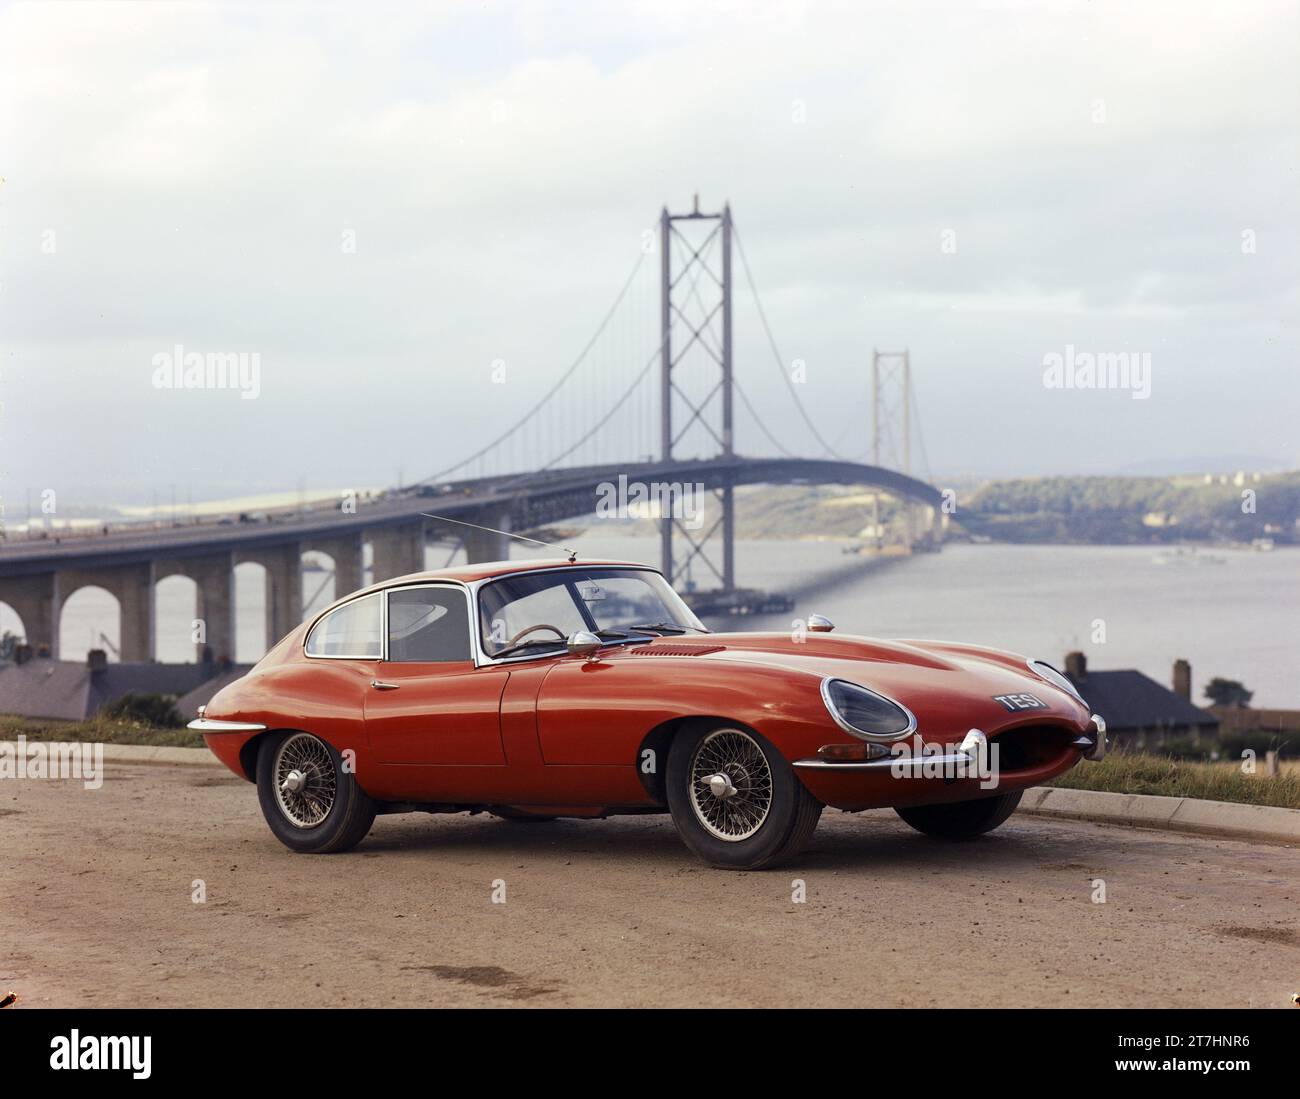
0;457;942;664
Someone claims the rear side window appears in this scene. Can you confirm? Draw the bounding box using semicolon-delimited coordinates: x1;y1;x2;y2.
305;594;382;658
387;587;471;662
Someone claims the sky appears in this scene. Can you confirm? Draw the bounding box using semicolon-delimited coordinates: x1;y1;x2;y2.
1;0;1298;509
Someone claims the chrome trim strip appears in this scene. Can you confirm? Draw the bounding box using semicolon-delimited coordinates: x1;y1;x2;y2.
819;677;917;743
302;590;386;662
797;728;986;772
794;752;975;772
301;564;700;671
1027;658;1085;703
187;718;267;733
379;581;475;665
470;564;704;668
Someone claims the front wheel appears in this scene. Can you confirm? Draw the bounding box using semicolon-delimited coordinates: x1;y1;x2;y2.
256;731;377;853
894;789;1023;840
666;724;822;870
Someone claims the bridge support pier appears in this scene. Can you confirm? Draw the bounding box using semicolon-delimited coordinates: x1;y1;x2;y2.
462;508;512;564
265;544;302;651
57;563;156;662
0;572;59;658
303;533;365;601
157;553;236;663
368;522;425;582
236;544;302;652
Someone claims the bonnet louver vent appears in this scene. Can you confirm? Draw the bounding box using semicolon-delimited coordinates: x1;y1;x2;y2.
633;644;725;657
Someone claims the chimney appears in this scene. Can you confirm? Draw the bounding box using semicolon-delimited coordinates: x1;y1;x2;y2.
1172;658;1191;700
1064;651;1086;683
87;648;108;671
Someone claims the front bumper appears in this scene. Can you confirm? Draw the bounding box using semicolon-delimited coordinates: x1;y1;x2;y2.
793;713;1107;772
187;717;267;734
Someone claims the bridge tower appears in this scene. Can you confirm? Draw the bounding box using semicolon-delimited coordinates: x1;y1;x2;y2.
871;349;911;474
870;349;925;549
658;195;735;592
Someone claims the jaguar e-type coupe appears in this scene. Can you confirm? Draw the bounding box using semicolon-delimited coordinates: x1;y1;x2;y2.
191;558;1105;869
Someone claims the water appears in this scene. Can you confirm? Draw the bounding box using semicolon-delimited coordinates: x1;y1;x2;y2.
11;538;1297;709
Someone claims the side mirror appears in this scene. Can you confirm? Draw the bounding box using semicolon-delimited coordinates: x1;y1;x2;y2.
566;630;603;660
808;614;835;633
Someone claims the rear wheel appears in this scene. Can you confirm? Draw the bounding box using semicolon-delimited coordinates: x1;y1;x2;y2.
894;790;1023;840
256;731;376;853
666;724;822;870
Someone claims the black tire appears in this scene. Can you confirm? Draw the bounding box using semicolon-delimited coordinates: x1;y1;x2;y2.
256;731;377;853
894;789;1023;840
666;723;822;870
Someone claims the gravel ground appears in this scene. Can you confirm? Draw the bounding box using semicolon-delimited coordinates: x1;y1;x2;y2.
2;762;1296;1008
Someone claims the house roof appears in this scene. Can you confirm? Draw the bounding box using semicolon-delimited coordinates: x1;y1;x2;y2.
1066;669;1219;732
0;660;227;721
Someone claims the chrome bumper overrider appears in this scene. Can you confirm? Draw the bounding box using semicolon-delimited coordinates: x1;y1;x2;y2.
1072;714;1106;762
187;718;268;734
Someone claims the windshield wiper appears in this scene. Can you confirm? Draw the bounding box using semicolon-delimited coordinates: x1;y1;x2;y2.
490;638;567;660
626;622;700;635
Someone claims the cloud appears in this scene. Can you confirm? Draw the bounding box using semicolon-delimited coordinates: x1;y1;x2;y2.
1;0;1297;502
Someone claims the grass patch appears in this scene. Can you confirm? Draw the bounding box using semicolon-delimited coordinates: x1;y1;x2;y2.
0;714;203;748
1051;752;1300;810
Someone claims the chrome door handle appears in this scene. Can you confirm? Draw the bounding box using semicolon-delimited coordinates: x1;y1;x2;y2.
370;680;400;691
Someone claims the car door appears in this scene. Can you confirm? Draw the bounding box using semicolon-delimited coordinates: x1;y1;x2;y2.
363;584;509;765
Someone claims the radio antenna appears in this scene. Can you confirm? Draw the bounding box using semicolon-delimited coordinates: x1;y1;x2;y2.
420;513;578;563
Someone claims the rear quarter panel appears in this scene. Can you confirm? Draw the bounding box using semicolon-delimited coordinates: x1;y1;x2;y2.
201;632;373;780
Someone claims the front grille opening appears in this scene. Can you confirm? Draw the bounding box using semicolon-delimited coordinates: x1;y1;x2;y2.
990;725;1075;772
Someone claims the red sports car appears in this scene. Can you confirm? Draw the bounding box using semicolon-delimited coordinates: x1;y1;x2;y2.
191;558;1105;869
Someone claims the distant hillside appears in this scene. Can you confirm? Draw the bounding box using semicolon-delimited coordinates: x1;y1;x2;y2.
957;472;1300;545
541;473;1300;546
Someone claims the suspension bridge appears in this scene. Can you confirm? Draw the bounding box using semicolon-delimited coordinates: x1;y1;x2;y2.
0;198;943;666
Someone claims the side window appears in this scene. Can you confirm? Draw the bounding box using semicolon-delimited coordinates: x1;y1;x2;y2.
387;588;471;663
305;594;382;658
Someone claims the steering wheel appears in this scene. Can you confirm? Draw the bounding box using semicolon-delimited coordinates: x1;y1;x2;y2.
507;624;567;646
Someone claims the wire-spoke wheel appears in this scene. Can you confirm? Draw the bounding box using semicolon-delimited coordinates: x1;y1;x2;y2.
256;731;377;854
688;729;774;841
273;732;337;828
667;722;822;870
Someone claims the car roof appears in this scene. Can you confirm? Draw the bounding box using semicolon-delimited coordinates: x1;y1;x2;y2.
342;557;660;601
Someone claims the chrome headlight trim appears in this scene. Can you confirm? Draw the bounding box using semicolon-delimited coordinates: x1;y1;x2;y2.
819;677;918;743
1027;659;1084;703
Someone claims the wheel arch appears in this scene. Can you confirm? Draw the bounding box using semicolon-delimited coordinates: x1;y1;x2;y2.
636;714;768;804
237;727;325;783
238;728;281;781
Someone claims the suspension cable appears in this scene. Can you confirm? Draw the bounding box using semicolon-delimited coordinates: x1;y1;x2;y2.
412;248;648;485
731;222;845;460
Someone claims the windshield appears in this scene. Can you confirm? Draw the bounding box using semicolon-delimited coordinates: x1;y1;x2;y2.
477;567;705;658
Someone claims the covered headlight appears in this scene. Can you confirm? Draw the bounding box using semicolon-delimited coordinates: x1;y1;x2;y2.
820;678;916;742
1028;659;1084;702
